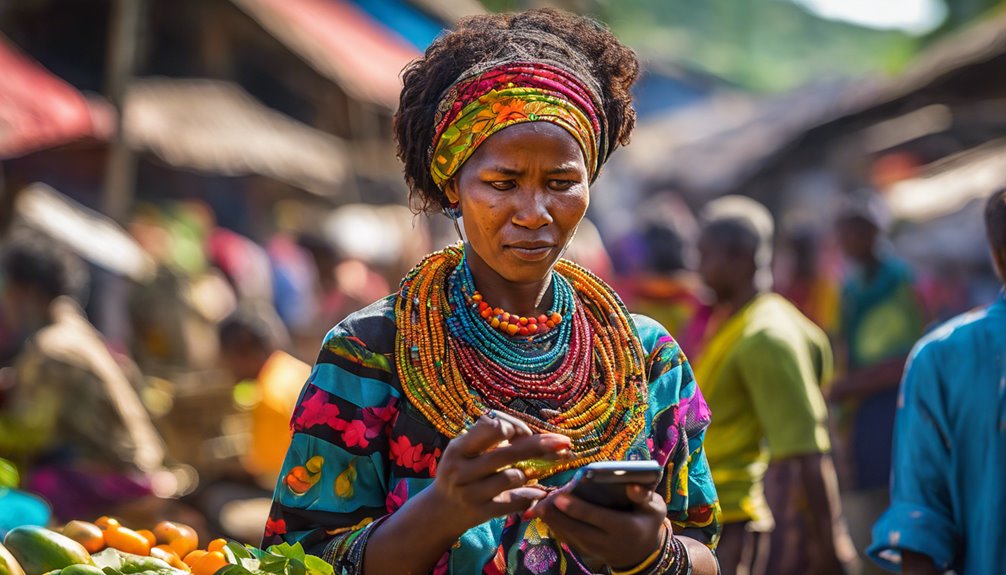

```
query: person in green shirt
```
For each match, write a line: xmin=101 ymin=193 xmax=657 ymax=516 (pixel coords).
xmin=689 ymin=196 xmax=857 ymax=575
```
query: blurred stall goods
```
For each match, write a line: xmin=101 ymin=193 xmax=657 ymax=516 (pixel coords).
xmin=0 ymin=517 xmax=333 ymax=575
xmin=0 ymin=232 xmax=172 ymax=521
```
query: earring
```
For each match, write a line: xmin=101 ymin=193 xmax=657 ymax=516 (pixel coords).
xmin=444 ymin=201 xmax=465 ymax=242
xmin=443 ymin=201 xmax=462 ymax=220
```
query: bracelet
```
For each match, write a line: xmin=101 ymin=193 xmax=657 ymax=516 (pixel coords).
xmin=323 ymin=516 xmax=388 ymax=575
xmin=611 ymin=519 xmax=673 ymax=575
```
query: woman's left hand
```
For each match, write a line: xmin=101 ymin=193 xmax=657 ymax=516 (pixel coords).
xmin=530 ymin=483 xmax=666 ymax=570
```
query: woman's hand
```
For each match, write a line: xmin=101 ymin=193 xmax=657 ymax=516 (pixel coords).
xmin=531 ymin=483 xmax=667 ymax=570
xmin=430 ymin=412 xmax=572 ymax=534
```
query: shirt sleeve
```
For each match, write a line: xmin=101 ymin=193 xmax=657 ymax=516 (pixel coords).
xmin=637 ymin=316 xmax=721 ymax=548
xmin=867 ymin=343 xmax=960 ymax=571
xmin=741 ymin=331 xmax=832 ymax=459
xmin=263 ymin=328 xmax=401 ymax=573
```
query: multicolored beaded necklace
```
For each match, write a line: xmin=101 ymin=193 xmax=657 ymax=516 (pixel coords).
xmin=395 ymin=244 xmax=649 ymax=479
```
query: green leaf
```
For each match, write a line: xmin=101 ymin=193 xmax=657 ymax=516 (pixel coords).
xmin=264 ymin=543 xmax=307 ymax=562
xmin=0 ymin=458 xmax=18 ymax=489
xmin=302 ymin=556 xmax=334 ymax=575
xmin=91 ymin=549 xmax=124 ymax=570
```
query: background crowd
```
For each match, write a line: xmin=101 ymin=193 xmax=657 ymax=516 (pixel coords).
xmin=2 ymin=0 xmax=1006 ymax=573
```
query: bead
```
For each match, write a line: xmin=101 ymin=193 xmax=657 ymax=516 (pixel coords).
xmin=528 ymin=323 xmax=539 ymax=334
xmin=519 ymin=317 xmax=529 ymax=326
xmin=493 ymin=307 xmax=504 ymax=315
xmin=506 ymin=323 xmax=520 ymax=336
xmin=519 ymin=327 xmax=529 ymax=336
xmin=394 ymin=244 xmax=648 ymax=481
xmin=528 ymin=316 xmax=537 ymax=324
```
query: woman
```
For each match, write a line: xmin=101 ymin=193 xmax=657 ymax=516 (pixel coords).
xmin=264 ymin=9 xmax=720 ymax=574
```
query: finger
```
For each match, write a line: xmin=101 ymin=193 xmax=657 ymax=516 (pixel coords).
xmin=452 ymin=413 xmax=530 ymax=458
xmin=485 ymin=486 xmax=549 ymax=517
xmin=535 ymin=497 xmax=606 ymax=548
xmin=456 ymin=434 xmax=571 ymax=482
xmin=461 ymin=467 xmax=531 ymax=502
xmin=626 ymin=483 xmax=655 ymax=504
xmin=550 ymin=491 xmax=663 ymax=530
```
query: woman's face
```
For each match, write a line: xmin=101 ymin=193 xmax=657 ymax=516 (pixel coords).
xmin=446 ymin=122 xmax=589 ymax=284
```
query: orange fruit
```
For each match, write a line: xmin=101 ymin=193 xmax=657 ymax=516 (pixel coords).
xmin=206 ymin=538 xmax=227 ymax=553
xmin=154 ymin=521 xmax=200 ymax=558
xmin=137 ymin=529 xmax=157 ymax=547
xmin=190 ymin=551 xmax=228 ymax=575
xmin=151 ymin=545 xmax=190 ymax=570
xmin=94 ymin=516 xmax=119 ymax=529
xmin=183 ymin=550 xmax=207 ymax=567
xmin=104 ymin=525 xmax=152 ymax=555
xmin=63 ymin=520 xmax=105 ymax=553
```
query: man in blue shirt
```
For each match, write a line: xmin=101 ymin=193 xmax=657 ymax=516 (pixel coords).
xmin=868 ymin=187 xmax=1006 ymax=574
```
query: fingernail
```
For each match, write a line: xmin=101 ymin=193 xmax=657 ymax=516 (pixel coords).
xmin=541 ymin=434 xmax=572 ymax=451
xmin=486 ymin=410 xmax=497 ymax=419
xmin=555 ymin=448 xmax=573 ymax=460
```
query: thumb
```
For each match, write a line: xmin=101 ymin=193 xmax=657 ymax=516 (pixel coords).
xmin=626 ymin=483 xmax=654 ymax=504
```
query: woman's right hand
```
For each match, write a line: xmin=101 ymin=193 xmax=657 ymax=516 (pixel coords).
xmin=429 ymin=411 xmax=571 ymax=533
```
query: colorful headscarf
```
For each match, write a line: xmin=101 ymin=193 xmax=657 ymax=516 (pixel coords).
xmin=429 ymin=61 xmax=607 ymax=190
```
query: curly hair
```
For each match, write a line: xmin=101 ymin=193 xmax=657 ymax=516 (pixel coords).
xmin=394 ymin=8 xmax=639 ymax=214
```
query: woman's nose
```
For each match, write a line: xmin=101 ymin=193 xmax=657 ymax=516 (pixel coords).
xmin=512 ymin=190 xmax=553 ymax=229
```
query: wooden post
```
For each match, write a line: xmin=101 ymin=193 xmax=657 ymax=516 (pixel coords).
xmin=99 ymin=0 xmax=147 ymax=343
xmin=102 ymin=0 xmax=146 ymax=223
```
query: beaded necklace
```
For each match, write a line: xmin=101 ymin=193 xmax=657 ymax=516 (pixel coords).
xmin=395 ymin=244 xmax=649 ymax=479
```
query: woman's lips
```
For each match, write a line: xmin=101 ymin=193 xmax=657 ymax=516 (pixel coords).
xmin=506 ymin=245 xmax=554 ymax=261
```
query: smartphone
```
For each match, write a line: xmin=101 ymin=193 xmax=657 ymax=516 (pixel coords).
xmin=568 ymin=460 xmax=663 ymax=512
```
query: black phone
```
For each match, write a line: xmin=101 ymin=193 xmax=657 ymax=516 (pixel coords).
xmin=567 ymin=460 xmax=663 ymax=512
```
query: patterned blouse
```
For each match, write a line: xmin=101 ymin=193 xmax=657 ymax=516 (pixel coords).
xmin=263 ymin=295 xmax=719 ymax=574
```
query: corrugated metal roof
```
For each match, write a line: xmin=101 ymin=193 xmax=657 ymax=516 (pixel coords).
xmin=124 ymin=78 xmax=350 ymax=195
xmin=0 ymin=35 xmax=113 ymax=159
xmin=231 ymin=0 xmax=420 ymax=109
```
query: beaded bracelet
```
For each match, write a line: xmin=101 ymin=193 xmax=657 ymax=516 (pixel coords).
xmin=322 ymin=516 xmax=389 ymax=575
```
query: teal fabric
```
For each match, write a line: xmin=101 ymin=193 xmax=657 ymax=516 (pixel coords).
xmin=868 ymin=293 xmax=1006 ymax=574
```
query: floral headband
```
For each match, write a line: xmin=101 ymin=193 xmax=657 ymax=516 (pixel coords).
xmin=428 ymin=61 xmax=608 ymax=190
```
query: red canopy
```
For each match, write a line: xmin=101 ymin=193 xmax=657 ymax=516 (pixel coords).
xmin=0 ymin=36 xmax=111 ymax=159
xmin=232 ymin=0 xmax=420 ymax=109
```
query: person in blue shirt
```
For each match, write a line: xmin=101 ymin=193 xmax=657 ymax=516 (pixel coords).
xmin=868 ymin=187 xmax=1006 ymax=574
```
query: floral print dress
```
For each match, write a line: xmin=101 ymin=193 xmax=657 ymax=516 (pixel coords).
xmin=263 ymin=295 xmax=719 ymax=574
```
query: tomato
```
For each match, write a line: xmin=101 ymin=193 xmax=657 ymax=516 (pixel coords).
xmin=189 ymin=551 xmax=227 ymax=575
xmin=62 ymin=520 xmax=105 ymax=553
xmin=154 ymin=521 xmax=199 ymax=559
xmin=103 ymin=525 xmax=151 ymax=555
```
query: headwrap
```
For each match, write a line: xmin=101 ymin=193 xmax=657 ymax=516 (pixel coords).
xmin=429 ymin=60 xmax=608 ymax=190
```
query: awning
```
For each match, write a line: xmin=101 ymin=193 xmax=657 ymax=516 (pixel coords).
xmin=124 ymin=78 xmax=350 ymax=195
xmin=231 ymin=0 xmax=420 ymax=110
xmin=14 ymin=183 xmax=155 ymax=282
xmin=888 ymin=138 xmax=1006 ymax=222
xmin=0 ymin=35 xmax=113 ymax=159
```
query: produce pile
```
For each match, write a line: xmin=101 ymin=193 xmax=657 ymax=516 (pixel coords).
xmin=0 ymin=520 xmax=332 ymax=575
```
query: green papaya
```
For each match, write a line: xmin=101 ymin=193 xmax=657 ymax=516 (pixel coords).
xmin=0 ymin=543 xmax=25 ymax=575
xmin=60 ymin=566 xmax=104 ymax=575
xmin=3 ymin=526 xmax=92 ymax=575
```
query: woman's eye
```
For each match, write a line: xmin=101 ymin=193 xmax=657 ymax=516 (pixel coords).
xmin=489 ymin=181 xmax=516 ymax=190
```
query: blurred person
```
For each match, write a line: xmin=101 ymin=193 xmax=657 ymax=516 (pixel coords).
xmin=867 ymin=188 xmax=1006 ymax=575
xmin=829 ymin=195 xmax=926 ymax=573
xmin=778 ymin=226 xmax=842 ymax=334
xmin=690 ymin=196 xmax=856 ymax=575
xmin=263 ymin=10 xmax=721 ymax=574
xmin=217 ymin=304 xmax=307 ymax=488
xmin=199 ymin=304 xmax=309 ymax=542
xmin=626 ymin=220 xmax=703 ymax=339
xmin=0 ymin=231 xmax=168 ymax=520
xmin=293 ymin=233 xmax=389 ymax=360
